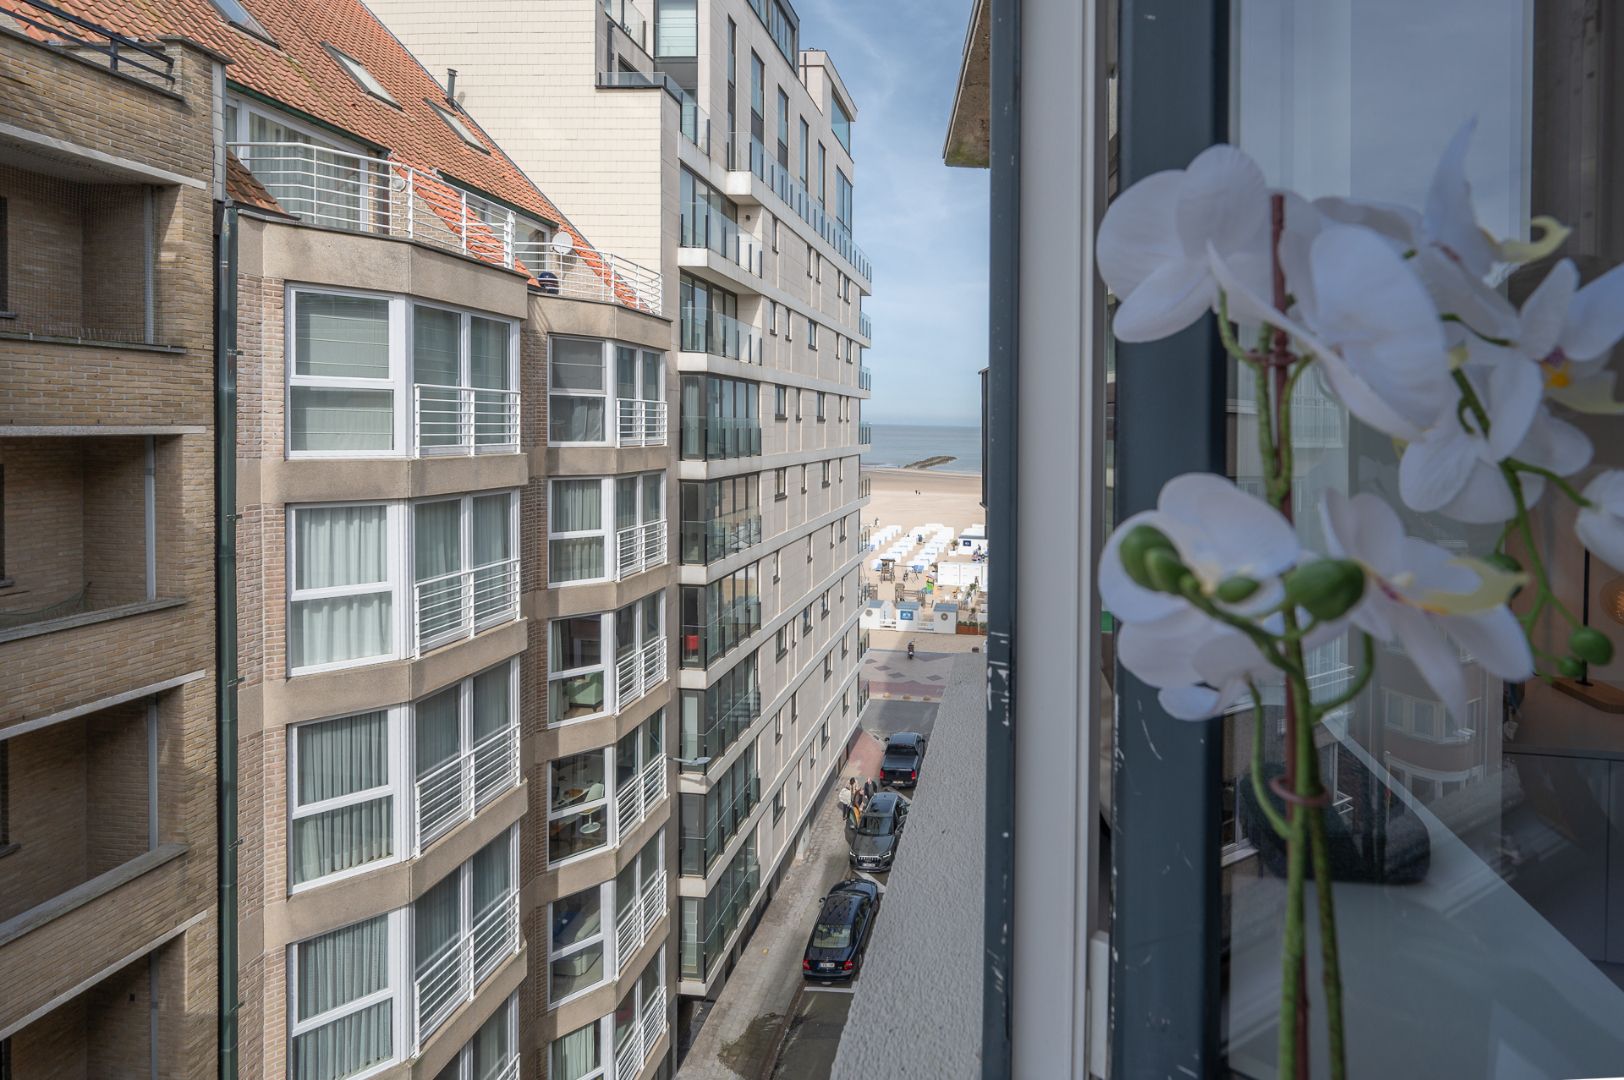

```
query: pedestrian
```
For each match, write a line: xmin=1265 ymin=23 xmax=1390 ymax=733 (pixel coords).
xmin=838 ymin=778 xmax=854 ymax=824
xmin=852 ymin=784 xmax=866 ymax=827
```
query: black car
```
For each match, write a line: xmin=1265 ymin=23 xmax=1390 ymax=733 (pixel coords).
xmin=849 ymin=790 xmax=909 ymax=871
xmin=879 ymin=731 xmax=928 ymax=788
xmin=802 ymin=878 xmax=880 ymax=981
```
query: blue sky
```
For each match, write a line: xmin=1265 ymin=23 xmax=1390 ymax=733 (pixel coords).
xmin=797 ymin=0 xmax=988 ymax=427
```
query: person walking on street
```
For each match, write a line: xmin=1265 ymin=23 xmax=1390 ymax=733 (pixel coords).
xmin=853 ymin=783 xmax=867 ymax=828
xmin=838 ymin=778 xmax=854 ymax=825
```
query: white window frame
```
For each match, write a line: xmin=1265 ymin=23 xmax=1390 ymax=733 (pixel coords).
xmin=413 ymin=827 xmax=520 ymax=1044
xmin=548 ymin=748 xmax=613 ymax=868
xmin=408 ymin=299 xmax=521 ymax=456
xmin=411 ymin=658 xmax=523 ymax=854
xmin=410 ymin=490 xmax=521 ymax=649
xmin=808 ymin=320 xmax=819 ymax=351
xmin=550 ymin=1016 xmax=613 ymax=1080
xmin=287 ymin=501 xmax=406 ymax=676
xmin=548 ymin=880 xmax=614 ymax=1008
xmin=437 ymin=994 xmax=519 ymax=1080
xmin=287 ymin=706 xmax=410 ymax=893
xmin=286 ymin=910 xmax=409 ymax=1080
xmin=549 ymin=613 xmax=613 ymax=727
xmin=549 ymin=477 xmax=614 ymax=586
xmin=549 ymin=337 xmax=666 ymax=447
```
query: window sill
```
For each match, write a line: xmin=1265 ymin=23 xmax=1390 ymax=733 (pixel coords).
xmin=0 ymin=843 xmax=187 ymax=948
xmin=0 ymin=596 xmax=186 ymax=646
xmin=0 ymin=330 xmax=184 ymax=354
xmin=775 ymin=493 xmax=787 ymax=502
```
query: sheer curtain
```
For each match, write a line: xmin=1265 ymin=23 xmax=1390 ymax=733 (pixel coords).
xmin=413 ymin=306 xmax=460 ymax=387
xmin=415 ymin=871 xmax=463 ymax=976
xmin=472 ymin=663 xmax=513 ymax=805
xmin=292 ymin=294 xmax=393 ymax=453
xmin=550 ymin=339 xmax=606 ymax=442
xmin=293 ymin=712 xmax=393 ymax=884
xmin=472 ymin=317 xmax=511 ymax=450
xmin=288 ymin=387 xmax=393 ymax=453
xmin=291 ymin=506 xmax=392 ymax=669
xmin=549 ymin=1022 xmax=600 ymax=1080
xmin=550 ymin=480 xmax=604 ymax=583
xmin=293 ymin=916 xmax=393 ymax=1080
xmin=470 ymin=997 xmax=514 ymax=1080
xmin=415 ymin=501 xmax=462 ymax=583
xmin=473 ymin=831 xmax=513 ymax=918
xmin=617 ymin=478 xmax=638 ymax=535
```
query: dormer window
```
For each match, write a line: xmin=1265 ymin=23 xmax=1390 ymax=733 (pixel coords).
xmin=431 ymin=102 xmax=488 ymax=152
xmin=324 ymin=45 xmax=399 ymax=107
xmin=207 ymin=0 xmax=273 ymax=43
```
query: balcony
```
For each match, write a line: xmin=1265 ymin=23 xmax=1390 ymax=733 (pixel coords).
xmin=614 ymin=870 xmax=669 ymax=970
xmin=616 ymin=398 xmax=669 ymax=448
xmin=858 ymin=423 xmax=873 ymax=446
xmin=680 ymin=93 xmax=712 ymax=154
xmin=858 ymin=367 xmax=873 ymax=391
xmin=615 ymin=757 xmax=669 ymax=842
xmin=415 ymin=889 xmax=521 ymax=1042
xmin=731 ymin=133 xmax=873 ymax=281
xmin=602 ymin=0 xmax=649 ymax=50
xmin=680 ymin=598 xmax=762 ymax=668
xmin=612 ymin=985 xmax=668 ymax=1080
xmin=413 ymin=384 xmax=520 ymax=455
xmin=415 ymin=723 xmax=521 ymax=850
xmin=617 ymin=520 xmax=669 ymax=579
xmin=859 ymin=312 xmax=873 ymax=340
xmin=680 ymin=304 xmax=764 ymax=364
xmin=680 ymin=508 xmax=763 ymax=565
xmin=680 ymin=778 xmax=761 ymax=876
xmin=681 ymin=690 xmax=761 ymax=767
xmin=859 ymin=476 xmax=872 ymax=500
xmin=229 ymin=142 xmax=661 ymax=315
xmin=680 ymin=210 xmax=763 ymax=277
xmin=413 ymin=557 xmax=521 ymax=653
xmin=614 ymin=638 xmax=669 ymax=712
xmin=679 ymin=416 xmax=762 ymax=461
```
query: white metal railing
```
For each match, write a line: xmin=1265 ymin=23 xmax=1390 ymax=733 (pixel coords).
xmin=613 ymin=986 xmax=668 ymax=1080
xmin=416 ymin=724 xmax=521 ymax=849
xmin=617 ymin=520 xmax=668 ymax=578
xmin=230 ymin=141 xmax=661 ymax=314
xmin=414 ymin=558 xmax=520 ymax=653
xmin=614 ymin=869 xmax=669 ymax=970
xmin=616 ymin=398 xmax=668 ymax=447
xmin=614 ymin=756 xmax=669 ymax=843
xmin=414 ymin=384 xmax=519 ymax=455
xmin=488 ymin=1059 xmax=520 ymax=1080
xmin=615 ymin=638 xmax=668 ymax=710
xmin=415 ymin=891 xmax=521 ymax=1043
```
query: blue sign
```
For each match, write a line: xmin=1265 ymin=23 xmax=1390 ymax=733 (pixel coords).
xmin=899 ymin=609 xmax=915 ymax=621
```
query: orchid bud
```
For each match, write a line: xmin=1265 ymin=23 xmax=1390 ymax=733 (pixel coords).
xmin=1284 ymin=560 xmax=1366 ymax=621
xmin=1216 ymin=576 xmax=1261 ymax=604
xmin=1570 ymin=628 xmax=1614 ymax=667
xmin=1144 ymin=547 xmax=1189 ymax=595
xmin=1119 ymin=525 xmax=1178 ymax=591
xmin=1559 ymin=657 xmax=1586 ymax=680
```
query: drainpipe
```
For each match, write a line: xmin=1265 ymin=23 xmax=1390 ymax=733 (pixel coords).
xmin=214 ymin=201 xmax=240 ymax=1080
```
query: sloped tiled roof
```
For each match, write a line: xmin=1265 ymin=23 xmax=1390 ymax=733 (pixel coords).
xmin=27 ymin=0 xmax=587 ymax=247
xmin=225 ymin=149 xmax=291 ymax=216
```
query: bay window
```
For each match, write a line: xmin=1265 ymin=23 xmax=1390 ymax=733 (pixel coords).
xmin=549 ymin=749 xmax=610 ymax=863
xmin=290 ymin=912 xmax=404 ymax=1080
xmin=614 ymin=592 xmax=667 ymax=710
xmin=550 ymin=473 xmax=666 ymax=584
xmin=614 ymin=711 xmax=668 ymax=836
xmin=680 ymin=475 xmax=762 ymax=564
xmin=413 ymin=661 xmax=520 ymax=850
xmin=548 ymin=882 xmax=609 ymax=1005
xmin=549 ymin=616 xmax=607 ymax=724
xmin=413 ymin=828 xmax=520 ymax=1042
xmin=614 ymin=832 xmax=667 ymax=968
xmin=550 ymin=337 xmax=666 ymax=446
xmin=411 ymin=492 xmax=519 ymax=652
xmin=290 ymin=709 xmax=402 ymax=887
xmin=431 ymin=994 xmax=517 ymax=1080
xmin=287 ymin=289 xmax=518 ymax=457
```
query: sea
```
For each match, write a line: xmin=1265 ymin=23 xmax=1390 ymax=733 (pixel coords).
xmin=864 ymin=423 xmax=983 ymax=475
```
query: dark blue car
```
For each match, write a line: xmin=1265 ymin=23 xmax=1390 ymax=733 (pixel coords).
xmin=802 ymin=878 xmax=881 ymax=981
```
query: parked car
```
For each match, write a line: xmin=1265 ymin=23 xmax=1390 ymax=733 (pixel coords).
xmin=849 ymin=790 xmax=910 ymax=871
xmin=880 ymin=731 xmax=928 ymax=787
xmin=802 ymin=878 xmax=881 ymax=981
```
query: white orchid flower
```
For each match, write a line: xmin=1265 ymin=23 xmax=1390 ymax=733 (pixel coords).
xmin=1474 ymin=259 xmax=1624 ymax=415
xmin=1097 ymin=145 xmax=1270 ymax=343
xmin=1397 ymin=362 xmax=1543 ymax=523
xmin=1118 ymin=609 xmax=1266 ymax=720
xmin=1577 ymin=472 xmax=1624 ymax=573
xmin=1321 ymin=491 xmax=1532 ymax=720
xmin=1211 ymin=223 xmax=1456 ymax=440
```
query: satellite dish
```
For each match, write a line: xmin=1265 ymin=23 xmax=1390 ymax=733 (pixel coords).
xmin=550 ymin=232 xmax=575 ymax=257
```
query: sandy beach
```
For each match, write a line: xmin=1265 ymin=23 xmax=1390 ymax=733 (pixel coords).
xmin=859 ymin=466 xmax=989 ymax=638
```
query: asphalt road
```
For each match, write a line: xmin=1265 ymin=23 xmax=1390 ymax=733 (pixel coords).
xmin=863 ymin=697 xmax=938 ymax=740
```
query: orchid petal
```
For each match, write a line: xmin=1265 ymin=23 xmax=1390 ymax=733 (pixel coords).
xmin=1399 ymin=426 xmax=1480 ymax=513
xmin=1437 ymin=458 xmax=1521 ymax=524
xmin=1547 ymin=371 xmax=1624 ymax=415
xmin=1417 ymin=556 xmax=1528 ymax=615
xmin=1499 ymin=216 xmax=1572 ymax=265
xmin=1112 ymin=258 xmax=1214 ymax=343
xmin=1097 ymin=170 xmax=1186 ymax=299
xmin=1320 ymin=490 xmax=1406 ymax=573
xmin=1577 ymin=472 xmax=1624 ymax=572
xmin=1160 ymin=685 xmax=1223 ymax=721
xmin=1423 ymin=118 xmax=1500 ymax=277
xmin=1412 ymin=246 xmax=1519 ymax=341
xmin=1312 ymin=195 xmax=1420 ymax=251
xmin=1100 ymin=510 xmax=1187 ymax=623
xmin=1561 ymin=260 xmax=1624 ymax=361
xmin=1517 ymin=412 xmax=1593 ymax=478
xmin=1175 ymin=145 xmax=1270 ymax=260
xmin=1485 ymin=359 xmax=1544 ymax=461
xmin=1389 ymin=603 xmax=1469 ymax=722
xmin=1158 ymin=473 xmax=1298 ymax=581
xmin=1118 ymin=611 xmax=1208 ymax=689
xmin=1517 ymin=259 xmax=1578 ymax=361
xmin=1445 ymin=607 xmax=1534 ymax=682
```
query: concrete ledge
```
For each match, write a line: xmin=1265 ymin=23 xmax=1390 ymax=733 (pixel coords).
xmin=0 ymin=843 xmax=187 ymax=948
xmin=0 ymin=596 xmax=186 ymax=646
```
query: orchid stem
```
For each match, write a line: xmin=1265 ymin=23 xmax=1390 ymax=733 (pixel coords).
xmin=1247 ymin=681 xmax=1290 ymax=840
xmin=1507 ymin=458 xmax=1593 ymax=508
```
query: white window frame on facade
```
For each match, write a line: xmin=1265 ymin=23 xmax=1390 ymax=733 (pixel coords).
xmin=284 ymin=287 xmax=520 ymax=460
xmin=547 ymin=747 xmax=613 ymax=868
xmin=548 ymin=473 xmax=667 ymax=586
xmin=434 ymin=993 xmax=518 ymax=1080
xmin=547 ymin=880 xmax=614 ymax=1008
xmin=808 ymin=319 xmax=819 ymax=351
xmin=287 ymin=501 xmax=407 ymax=676
xmin=549 ymin=614 xmax=612 ymax=727
xmin=287 ymin=910 xmax=409 ymax=1080
xmin=549 ymin=336 xmax=667 ymax=448
xmin=288 ymin=707 xmax=410 ymax=892
xmin=411 ymin=491 xmax=522 ymax=653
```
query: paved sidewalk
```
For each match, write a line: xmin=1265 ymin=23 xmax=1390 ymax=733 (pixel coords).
xmin=678 ymin=730 xmax=886 ymax=1080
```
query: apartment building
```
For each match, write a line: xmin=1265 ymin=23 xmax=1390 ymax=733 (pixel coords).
xmin=0 ymin=14 xmax=222 ymax=1079
xmin=365 ymin=0 xmax=875 ymax=1051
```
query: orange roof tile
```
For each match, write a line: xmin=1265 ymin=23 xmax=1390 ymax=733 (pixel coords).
xmin=224 ymin=149 xmax=291 ymax=215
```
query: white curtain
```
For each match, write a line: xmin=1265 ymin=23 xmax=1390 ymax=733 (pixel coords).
xmin=415 ymin=871 xmax=463 ymax=976
xmin=293 ymin=917 xmax=393 ymax=1080
xmin=472 ymin=665 xmax=512 ymax=803
xmin=413 ymin=305 xmax=461 ymax=387
xmin=414 ymin=502 xmax=462 ymax=583
xmin=292 ymin=711 xmax=393 ymax=884
xmin=550 ymin=481 xmax=604 ymax=582
xmin=470 ymin=318 xmax=510 ymax=390
xmin=472 ymin=494 xmax=510 ymax=568
xmin=291 ymin=506 xmax=391 ymax=669
xmin=289 ymin=387 xmax=394 ymax=453
xmin=549 ymin=1022 xmax=600 ymax=1080
xmin=415 ymin=687 xmax=462 ymax=782
xmin=473 ymin=830 xmax=513 ymax=917
xmin=470 ymin=997 xmax=514 ymax=1080
xmin=655 ymin=0 xmax=697 ymax=56
xmin=295 ymin=297 xmax=389 ymax=380
xmin=549 ymin=395 xmax=606 ymax=444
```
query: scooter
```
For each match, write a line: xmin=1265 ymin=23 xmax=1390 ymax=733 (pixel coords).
xmin=907 ymin=640 xmax=916 ymax=660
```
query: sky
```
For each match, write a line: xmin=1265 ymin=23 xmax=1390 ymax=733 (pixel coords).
xmin=796 ymin=0 xmax=988 ymax=427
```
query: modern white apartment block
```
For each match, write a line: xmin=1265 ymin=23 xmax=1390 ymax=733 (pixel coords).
xmin=368 ymin=0 xmax=876 ymax=1054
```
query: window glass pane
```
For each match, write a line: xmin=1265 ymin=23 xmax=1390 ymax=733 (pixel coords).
xmin=472 ymin=830 xmax=512 ymax=915
xmin=552 ymin=480 xmax=603 ymax=533
xmin=472 ymin=493 xmax=511 ymax=566
xmin=550 ymin=396 xmax=606 ymax=443
xmin=295 ymin=506 xmax=388 ymax=590
xmin=289 ymin=387 xmax=394 ymax=453
xmin=471 ymin=664 xmax=511 ymax=743
xmin=296 ymin=711 xmax=389 ymax=803
xmin=550 ymin=617 xmax=603 ymax=670
xmin=550 ymin=1023 xmax=601 ymax=1080
xmin=552 ymin=886 xmax=602 ymax=952
xmin=549 ymin=808 xmax=608 ymax=862
xmin=290 ymin=594 xmax=392 ymax=669
xmin=617 ymin=477 xmax=638 ymax=533
xmin=470 ymin=318 xmax=511 ymax=390
xmin=642 ymin=351 xmax=663 ymax=401
xmin=551 ymin=751 xmax=606 ymax=812
xmin=412 ymin=306 xmax=461 ymax=387
xmin=414 ymin=501 xmax=462 ymax=581
xmin=296 ymin=915 xmax=390 ymax=1019
xmin=414 ymin=687 xmax=461 ymax=782
xmin=655 ymin=0 xmax=697 ymax=56
xmin=414 ymin=871 xmax=463 ymax=972
xmin=292 ymin=798 xmax=392 ymax=886
xmin=295 ymin=294 xmax=390 ymax=379
xmin=551 ymin=338 xmax=606 ymax=391
xmin=551 ymin=672 xmax=605 ymax=722
xmin=616 ymin=345 xmax=638 ymax=400
xmin=470 ymin=998 xmax=513 ymax=1079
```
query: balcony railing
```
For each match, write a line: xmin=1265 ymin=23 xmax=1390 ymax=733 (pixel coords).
xmin=414 ymin=557 xmax=520 ymax=653
xmin=413 ymin=384 xmax=519 ymax=455
xmin=602 ymin=0 xmax=648 ymax=49
xmin=416 ymin=724 xmax=521 ymax=850
xmin=5 ymin=0 xmax=175 ymax=85
xmin=680 ymin=416 xmax=763 ymax=461
xmin=680 ymin=304 xmax=764 ymax=364
xmin=680 ymin=598 xmax=762 ymax=668
xmin=615 ymin=638 xmax=669 ymax=711
xmin=230 ymin=141 xmax=661 ymax=314
xmin=615 ymin=757 xmax=669 ymax=842
xmin=859 ymin=476 xmax=872 ymax=500
xmin=681 ymin=690 xmax=761 ymax=766
xmin=858 ymin=367 xmax=872 ymax=391
xmin=680 ymin=210 xmax=762 ymax=276
xmin=613 ymin=986 xmax=668 ymax=1080
xmin=617 ymin=520 xmax=668 ymax=579
xmin=684 ymin=848 xmax=760 ymax=980
xmin=859 ymin=311 xmax=873 ymax=339
xmin=614 ymin=869 xmax=669 ymax=970
xmin=680 ymin=778 xmax=761 ymax=876
xmin=616 ymin=398 xmax=668 ymax=447
xmin=680 ymin=93 xmax=712 ymax=154
xmin=680 ymin=508 xmax=763 ymax=564
xmin=415 ymin=890 xmax=521 ymax=1042
xmin=858 ymin=423 xmax=873 ymax=446
xmin=733 ymin=133 xmax=872 ymax=281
